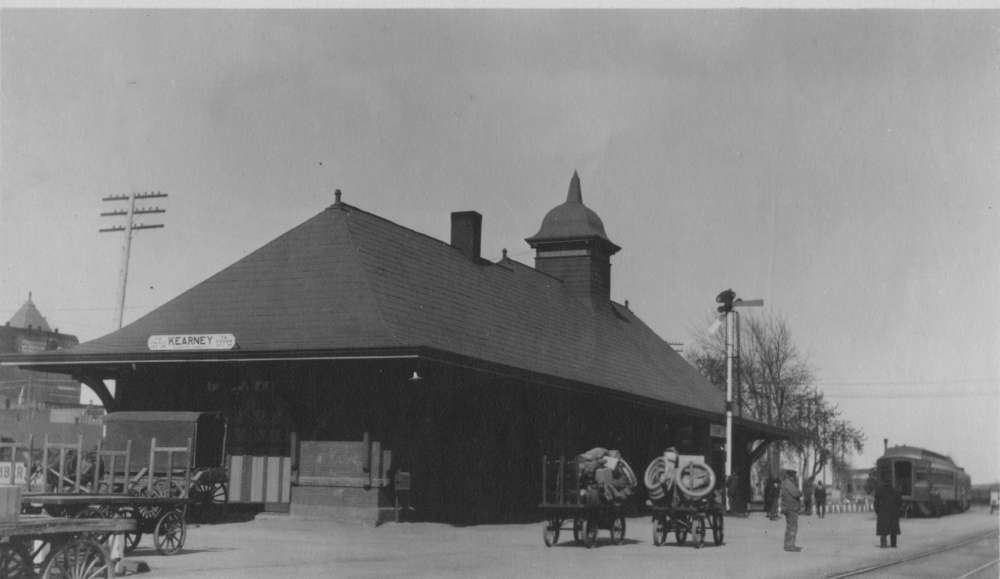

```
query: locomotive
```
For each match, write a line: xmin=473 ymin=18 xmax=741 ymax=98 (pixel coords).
xmin=874 ymin=445 xmax=971 ymax=517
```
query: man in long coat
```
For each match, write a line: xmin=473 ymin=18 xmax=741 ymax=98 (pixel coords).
xmin=874 ymin=480 xmax=903 ymax=548
xmin=780 ymin=470 xmax=803 ymax=552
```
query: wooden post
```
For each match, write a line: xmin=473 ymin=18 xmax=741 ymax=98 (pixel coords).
xmin=73 ymin=435 xmax=83 ymax=493
xmin=183 ymin=437 xmax=192 ymax=499
xmin=148 ymin=437 xmax=156 ymax=495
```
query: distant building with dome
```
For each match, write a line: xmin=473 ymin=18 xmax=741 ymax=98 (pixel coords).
xmin=3 ymin=174 xmax=789 ymax=523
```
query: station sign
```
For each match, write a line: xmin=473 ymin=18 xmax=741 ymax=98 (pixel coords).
xmin=147 ymin=333 xmax=237 ymax=351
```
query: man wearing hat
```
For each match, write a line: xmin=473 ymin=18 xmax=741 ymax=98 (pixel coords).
xmin=780 ymin=470 xmax=803 ymax=552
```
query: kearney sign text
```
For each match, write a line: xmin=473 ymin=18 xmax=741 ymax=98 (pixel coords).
xmin=148 ymin=333 xmax=237 ymax=351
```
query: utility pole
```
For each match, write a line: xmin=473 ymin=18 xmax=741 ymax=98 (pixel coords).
xmin=716 ymin=289 xmax=763 ymax=513
xmin=99 ymin=192 xmax=167 ymax=329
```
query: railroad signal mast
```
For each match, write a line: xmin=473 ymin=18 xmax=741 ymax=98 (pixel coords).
xmin=715 ymin=289 xmax=763 ymax=511
xmin=100 ymin=192 xmax=167 ymax=329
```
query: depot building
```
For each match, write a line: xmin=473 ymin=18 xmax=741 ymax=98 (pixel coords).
xmin=2 ymin=174 xmax=788 ymax=524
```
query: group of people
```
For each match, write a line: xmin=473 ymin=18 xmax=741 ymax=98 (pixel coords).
xmin=765 ymin=470 xmax=902 ymax=553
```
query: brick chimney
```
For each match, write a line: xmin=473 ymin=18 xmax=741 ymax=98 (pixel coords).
xmin=450 ymin=211 xmax=482 ymax=261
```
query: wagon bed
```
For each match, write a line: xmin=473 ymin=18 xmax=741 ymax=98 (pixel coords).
xmin=22 ymin=493 xmax=194 ymax=556
xmin=539 ymin=454 xmax=634 ymax=548
xmin=1 ymin=515 xmax=137 ymax=579
xmin=648 ymin=501 xmax=724 ymax=548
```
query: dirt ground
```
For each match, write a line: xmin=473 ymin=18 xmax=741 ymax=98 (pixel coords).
xmin=136 ymin=506 xmax=999 ymax=578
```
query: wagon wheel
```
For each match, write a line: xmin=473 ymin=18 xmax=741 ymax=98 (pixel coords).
xmin=133 ymin=486 xmax=164 ymax=521
xmin=610 ymin=516 xmax=626 ymax=545
xmin=134 ymin=479 xmax=182 ymax=521
xmin=652 ymin=515 xmax=667 ymax=546
xmin=675 ymin=514 xmax=688 ymax=545
xmin=113 ymin=506 xmax=142 ymax=554
xmin=712 ymin=511 xmax=725 ymax=545
xmin=190 ymin=480 xmax=228 ymax=506
xmin=572 ymin=518 xmax=585 ymax=545
xmin=73 ymin=505 xmax=113 ymax=544
xmin=0 ymin=542 xmax=34 ymax=579
xmin=153 ymin=509 xmax=187 ymax=556
xmin=41 ymin=537 xmax=113 ymax=579
xmin=583 ymin=517 xmax=598 ymax=549
xmin=542 ymin=518 xmax=560 ymax=547
xmin=692 ymin=515 xmax=706 ymax=549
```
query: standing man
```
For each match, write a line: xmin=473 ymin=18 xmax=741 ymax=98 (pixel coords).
xmin=874 ymin=480 xmax=902 ymax=548
xmin=780 ymin=470 xmax=803 ymax=552
xmin=814 ymin=482 xmax=827 ymax=519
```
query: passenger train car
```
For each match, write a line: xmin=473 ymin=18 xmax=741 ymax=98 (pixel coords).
xmin=875 ymin=445 xmax=971 ymax=516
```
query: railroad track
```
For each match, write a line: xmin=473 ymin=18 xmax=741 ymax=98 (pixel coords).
xmin=826 ymin=528 xmax=1000 ymax=578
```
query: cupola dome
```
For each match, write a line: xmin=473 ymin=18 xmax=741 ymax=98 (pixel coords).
xmin=525 ymin=171 xmax=619 ymax=252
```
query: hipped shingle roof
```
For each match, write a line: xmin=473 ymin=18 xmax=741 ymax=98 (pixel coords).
xmin=4 ymin=202 xmax=725 ymax=416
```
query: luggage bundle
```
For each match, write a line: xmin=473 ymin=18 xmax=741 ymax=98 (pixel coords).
xmin=575 ymin=447 xmax=638 ymax=506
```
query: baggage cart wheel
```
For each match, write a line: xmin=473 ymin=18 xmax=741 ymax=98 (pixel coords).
xmin=675 ymin=531 xmax=688 ymax=545
xmin=74 ymin=504 xmax=114 ymax=545
xmin=41 ymin=537 xmax=113 ymax=579
xmin=652 ymin=515 xmax=667 ymax=546
xmin=693 ymin=515 xmax=706 ymax=549
xmin=583 ymin=517 xmax=598 ymax=549
xmin=153 ymin=509 xmax=187 ymax=556
xmin=191 ymin=480 xmax=228 ymax=507
xmin=610 ymin=516 xmax=626 ymax=545
xmin=712 ymin=511 xmax=724 ymax=545
xmin=675 ymin=515 xmax=688 ymax=545
xmin=114 ymin=506 xmax=143 ymax=553
xmin=542 ymin=518 xmax=560 ymax=547
xmin=1 ymin=542 xmax=34 ymax=578
xmin=572 ymin=518 xmax=585 ymax=545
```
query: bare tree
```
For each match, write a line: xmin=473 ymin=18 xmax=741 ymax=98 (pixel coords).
xmin=688 ymin=312 xmax=865 ymax=487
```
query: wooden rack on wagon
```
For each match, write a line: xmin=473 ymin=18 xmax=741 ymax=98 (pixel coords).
xmin=19 ymin=433 xmax=196 ymax=556
xmin=97 ymin=411 xmax=229 ymax=509
xmin=5 ymin=412 xmax=231 ymax=557
xmin=539 ymin=450 xmax=637 ymax=549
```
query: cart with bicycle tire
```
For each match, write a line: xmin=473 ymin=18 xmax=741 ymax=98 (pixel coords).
xmin=643 ymin=449 xmax=724 ymax=549
xmin=0 ymin=513 xmax=137 ymax=579
xmin=539 ymin=453 xmax=636 ymax=548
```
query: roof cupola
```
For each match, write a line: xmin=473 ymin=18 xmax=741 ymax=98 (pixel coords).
xmin=525 ymin=172 xmax=621 ymax=307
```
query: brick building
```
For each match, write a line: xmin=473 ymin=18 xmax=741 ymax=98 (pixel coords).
xmin=2 ymin=174 xmax=787 ymax=523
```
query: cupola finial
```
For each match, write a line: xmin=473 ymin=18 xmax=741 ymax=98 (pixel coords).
xmin=567 ymin=171 xmax=582 ymax=204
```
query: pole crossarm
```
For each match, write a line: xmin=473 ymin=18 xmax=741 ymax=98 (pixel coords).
xmin=99 ymin=191 xmax=168 ymax=329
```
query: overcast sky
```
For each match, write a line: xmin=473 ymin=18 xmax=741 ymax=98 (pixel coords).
xmin=1 ymin=8 xmax=997 ymax=483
